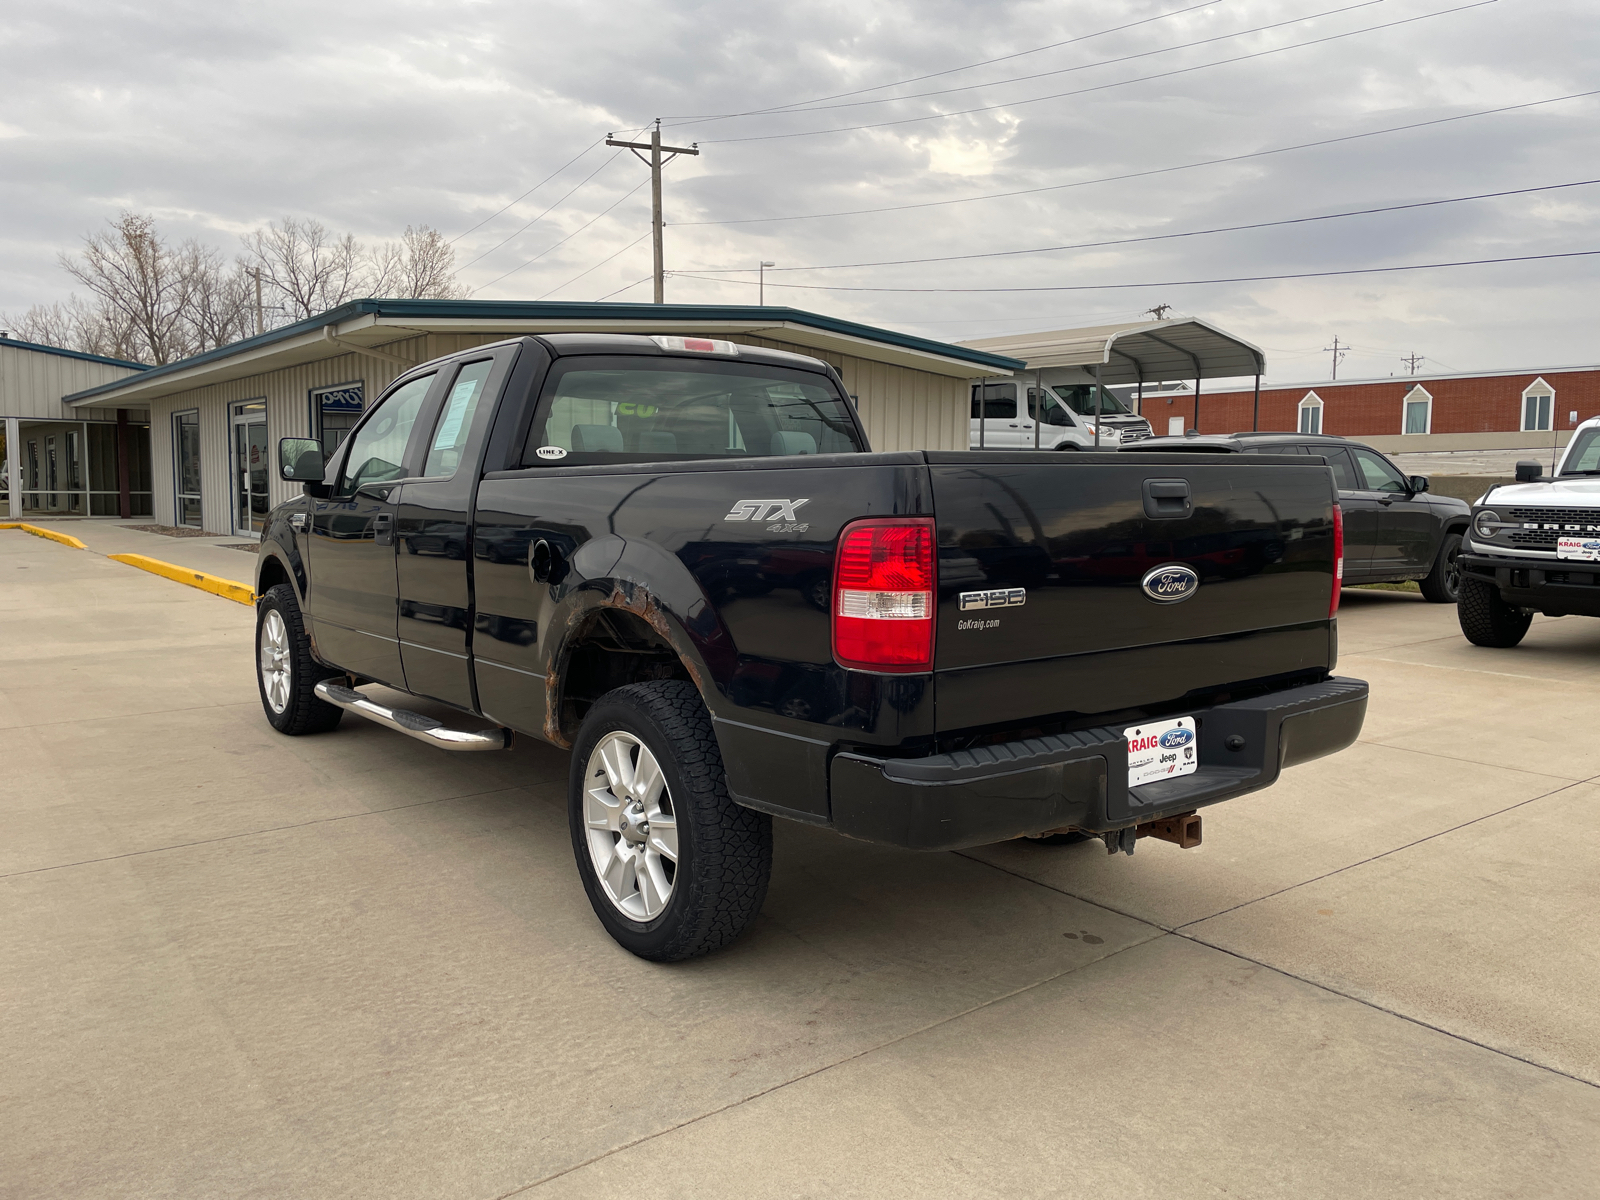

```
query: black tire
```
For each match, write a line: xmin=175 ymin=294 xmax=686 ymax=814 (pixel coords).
xmin=1055 ymin=443 xmax=1080 ymax=451
xmin=1419 ymin=532 xmax=1463 ymax=603
xmin=255 ymin=584 xmax=344 ymax=734
xmin=568 ymin=680 xmax=772 ymax=961
xmin=1457 ymin=576 xmax=1533 ymax=647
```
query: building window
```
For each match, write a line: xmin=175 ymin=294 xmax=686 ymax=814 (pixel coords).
xmin=1298 ymin=392 xmax=1323 ymax=435
xmin=311 ymin=382 xmax=365 ymax=456
xmin=174 ymin=410 xmax=202 ymax=528
xmin=1522 ymin=378 xmax=1554 ymax=431
xmin=1402 ymin=384 xmax=1432 ymax=434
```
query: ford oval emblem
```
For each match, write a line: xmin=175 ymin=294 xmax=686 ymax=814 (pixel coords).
xmin=1141 ymin=563 xmax=1200 ymax=604
xmin=1158 ymin=727 xmax=1195 ymax=749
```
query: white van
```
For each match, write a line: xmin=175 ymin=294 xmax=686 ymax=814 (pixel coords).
xmin=970 ymin=380 xmax=1122 ymax=450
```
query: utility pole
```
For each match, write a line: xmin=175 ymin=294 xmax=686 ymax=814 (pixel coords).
xmin=1145 ymin=303 xmax=1172 ymax=320
xmin=607 ymin=120 xmax=699 ymax=303
xmin=250 ymin=267 xmax=264 ymax=337
xmin=1402 ymin=351 xmax=1425 ymax=375
xmin=1324 ymin=335 xmax=1348 ymax=381
xmin=759 ymin=261 xmax=775 ymax=306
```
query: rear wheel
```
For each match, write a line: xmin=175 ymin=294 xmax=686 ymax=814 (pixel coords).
xmin=1457 ymin=576 xmax=1532 ymax=647
xmin=256 ymin=584 xmax=344 ymax=734
xmin=1419 ymin=532 xmax=1463 ymax=603
xmin=569 ymin=680 xmax=772 ymax=961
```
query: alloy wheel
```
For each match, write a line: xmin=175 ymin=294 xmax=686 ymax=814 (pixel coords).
xmin=259 ymin=609 xmax=292 ymax=714
xmin=582 ymin=731 xmax=679 ymax=920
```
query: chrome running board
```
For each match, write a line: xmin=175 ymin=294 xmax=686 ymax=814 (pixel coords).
xmin=314 ymin=682 xmax=512 ymax=752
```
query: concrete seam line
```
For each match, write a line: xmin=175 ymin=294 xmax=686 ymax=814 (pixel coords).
xmin=1174 ymin=930 xmax=1600 ymax=1092
xmin=0 ymin=522 xmax=88 ymax=549
xmin=106 ymin=552 xmax=255 ymax=605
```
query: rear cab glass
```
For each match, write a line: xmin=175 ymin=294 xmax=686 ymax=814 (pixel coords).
xmin=522 ymin=356 xmax=863 ymax=466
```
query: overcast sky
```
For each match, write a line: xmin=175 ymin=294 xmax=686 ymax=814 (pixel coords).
xmin=1 ymin=0 xmax=1595 ymax=383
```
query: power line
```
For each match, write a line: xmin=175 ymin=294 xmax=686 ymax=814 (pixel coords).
xmin=595 ymin=274 xmax=656 ymax=302
xmin=675 ymin=249 xmax=1600 ymax=294
xmin=671 ymin=178 xmax=1600 ymax=275
xmin=538 ymin=232 xmax=651 ymax=301
xmin=674 ymin=88 xmax=1600 ymax=226
xmin=455 ymin=150 xmax=627 ymax=274
xmin=446 ymin=137 xmax=605 ymax=245
xmin=700 ymin=0 xmax=1496 ymax=143
xmin=661 ymin=0 xmax=1224 ymax=125
xmin=685 ymin=0 xmax=1384 ymax=124
xmin=469 ymin=178 xmax=651 ymax=295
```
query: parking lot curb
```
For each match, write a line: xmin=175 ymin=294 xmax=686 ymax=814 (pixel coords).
xmin=0 ymin=522 xmax=89 ymax=550
xmin=107 ymin=553 xmax=256 ymax=606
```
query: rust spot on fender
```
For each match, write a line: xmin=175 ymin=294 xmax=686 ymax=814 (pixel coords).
xmin=541 ymin=580 xmax=703 ymax=748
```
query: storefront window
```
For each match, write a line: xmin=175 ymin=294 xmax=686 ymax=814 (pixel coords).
xmin=312 ymin=383 xmax=364 ymax=457
xmin=175 ymin=411 xmax=202 ymax=527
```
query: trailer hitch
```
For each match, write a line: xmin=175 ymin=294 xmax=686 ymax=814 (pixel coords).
xmin=1099 ymin=811 xmax=1203 ymax=855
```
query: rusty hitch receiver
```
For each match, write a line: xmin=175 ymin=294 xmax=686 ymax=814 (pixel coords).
xmin=1099 ymin=811 xmax=1202 ymax=856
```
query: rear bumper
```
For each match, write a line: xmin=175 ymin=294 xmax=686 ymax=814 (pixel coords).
xmin=1460 ymin=552 xmax=1600 ymax=617
xmin=829 ymin=677 xmax=1368 ymax=850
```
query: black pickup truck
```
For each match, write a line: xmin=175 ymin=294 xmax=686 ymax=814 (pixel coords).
xmin=255 ymin=333 xmax=1368 ymax=960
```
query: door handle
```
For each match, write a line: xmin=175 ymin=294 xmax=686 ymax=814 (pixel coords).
xmin=373 ymin=512 xmax=395 ymax=546
xmin=1378 ymin=497 xmax=1395 ymax=507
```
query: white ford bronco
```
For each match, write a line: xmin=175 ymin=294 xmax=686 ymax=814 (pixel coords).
xmin=1458 ymin=416 xmax=1600 ymax=646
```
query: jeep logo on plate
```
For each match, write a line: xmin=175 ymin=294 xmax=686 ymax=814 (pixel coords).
xmin=1141 ymin=563 xmax=1200 ymax=603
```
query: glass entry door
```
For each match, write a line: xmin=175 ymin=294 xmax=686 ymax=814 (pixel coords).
xmin=232 ymin=402 xmax=269 ymax=534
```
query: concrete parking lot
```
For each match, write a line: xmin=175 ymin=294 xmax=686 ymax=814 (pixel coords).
xmin=4 ymin=529 xmax=1598 ymax=1199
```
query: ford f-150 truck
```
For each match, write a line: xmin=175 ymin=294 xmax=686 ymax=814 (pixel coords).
xmin=1457 ymin=417 xmax=1600 ymax=646
xmin=255 ymin=332 xmax=1368 ymax=960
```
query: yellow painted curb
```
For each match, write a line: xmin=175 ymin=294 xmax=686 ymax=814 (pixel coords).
xmin=107 ymin=553 xmax=256 ymax=606
xmin=0 ymin=522 xmax=89 ymax=550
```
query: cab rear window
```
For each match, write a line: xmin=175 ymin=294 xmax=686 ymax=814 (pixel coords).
xmin=521 ymin=357 xmax=862 ymax=465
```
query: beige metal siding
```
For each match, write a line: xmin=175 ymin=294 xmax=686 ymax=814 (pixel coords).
xmin=0 ymin=343 xmax=145 ymax=421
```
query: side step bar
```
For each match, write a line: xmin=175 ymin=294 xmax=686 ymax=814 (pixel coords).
xmin=315 ymin=682 xmax=512 ymax=752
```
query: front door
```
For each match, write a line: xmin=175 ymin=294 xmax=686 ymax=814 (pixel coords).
xmin=232 ymin=402 xmax=269 ymax=534
xmin=1350 ymin=446 xmax=1432 ymax=573
xmin=305 ymin=371 xmax=439 ymax=686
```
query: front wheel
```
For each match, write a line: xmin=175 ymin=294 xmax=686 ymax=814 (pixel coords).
xmin=1457 ymin=577 xmax=1532 ymax=647
xmin=568 ymin=680 xmax=772 ymax=961
xmin=1419 ymin=532 xmax=1463 ymax=603
xmin=256 ymin=584 xmax=344 ymax=734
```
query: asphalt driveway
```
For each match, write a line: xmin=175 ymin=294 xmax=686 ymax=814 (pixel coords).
xmin=3 ymin=530 xmax=1597 ymax=1198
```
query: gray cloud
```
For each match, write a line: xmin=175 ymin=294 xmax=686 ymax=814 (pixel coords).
xmin=1 ymin=0 xmax=1595 ymax=383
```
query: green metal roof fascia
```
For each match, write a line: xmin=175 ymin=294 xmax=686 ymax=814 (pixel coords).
xmin=0 ymin=335 xmax=150 ymax=371
xmin=63 ymin=299 xmax=1024 ymax=405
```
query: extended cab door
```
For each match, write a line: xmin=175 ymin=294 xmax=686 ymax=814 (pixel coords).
xmin=393 ymin=351 xmax=513 ymax=711
xmin=306 ymin=369 xmax=440 ymax=685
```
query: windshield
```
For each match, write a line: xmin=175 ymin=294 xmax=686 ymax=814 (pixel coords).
xmin=1560 ymin=427 xmax=1600 ymax=474
xmin=524 ymin=357 xmax=862 ymax=464
xmin=1053 ymin=383 xmax=1131 ymax=416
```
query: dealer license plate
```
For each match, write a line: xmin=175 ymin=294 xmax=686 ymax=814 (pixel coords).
xmin=1125 ymin=716 xmax=1198 ymax=788
xmin=1557 ymin=536 xmax=1600 ymax=561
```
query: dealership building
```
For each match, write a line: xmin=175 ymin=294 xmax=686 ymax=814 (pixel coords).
xmin=52 ymin=299 xmax=1022 ymax=537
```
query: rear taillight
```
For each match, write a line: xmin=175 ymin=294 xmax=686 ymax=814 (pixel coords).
xmin=832 ymin=518 xmax=936 ymax=672
xmin=1330 ymin=501 xmax=1344 ymax=617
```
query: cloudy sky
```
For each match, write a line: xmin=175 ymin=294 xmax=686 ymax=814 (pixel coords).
xmin=2 ymin=0 xmax=1595 ymax=383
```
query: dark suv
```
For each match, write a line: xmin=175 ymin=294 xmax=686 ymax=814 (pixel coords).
xmin=1126 ymin=431 xmax=1470 ymax=602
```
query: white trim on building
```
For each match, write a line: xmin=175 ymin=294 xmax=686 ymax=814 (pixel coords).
xmin=1521 ymin=376 xmax=1555 ymax=432
xmin=1298 ymin=391 xmax=1323 ymax=434
xmin=1402 ymin=384 xmax=1433 ymax=435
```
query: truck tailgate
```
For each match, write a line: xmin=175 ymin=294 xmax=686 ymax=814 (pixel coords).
xmin=928 ymin=451 xmax=1337 ymax=731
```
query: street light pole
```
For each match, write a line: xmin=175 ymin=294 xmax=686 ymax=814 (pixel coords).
xmin=759 ymin=261 xmax=775 ymax=306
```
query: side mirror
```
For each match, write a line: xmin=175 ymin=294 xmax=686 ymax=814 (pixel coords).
xmin=1409 ymin=475 xmax=1430 ymax=494
xmin=1515 ymin=460 xmax=1544 ymax=483
xmin=279 ymin=438 xmax=325 ymax=483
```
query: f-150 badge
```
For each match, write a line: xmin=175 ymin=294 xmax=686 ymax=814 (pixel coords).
xmin=724 ymin=499 xmax=810 ymax=522
xmin=959 ymin=588 xmax=1026 ymax=611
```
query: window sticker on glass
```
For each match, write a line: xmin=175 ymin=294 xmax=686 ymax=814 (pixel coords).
xmin=424 ymin=360 xmax=493 ymax=477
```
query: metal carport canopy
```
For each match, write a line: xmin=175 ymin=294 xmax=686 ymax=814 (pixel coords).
xmin=959 ymin=318 xmax=1265 ymax=384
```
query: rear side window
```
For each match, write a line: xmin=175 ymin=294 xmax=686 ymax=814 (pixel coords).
xmin=972 ymin=383 xmax=1017 ymax=419
xmin=1319 ymin=447 xmax=1360 ymax=491
xmin=424 ymin=359 xmax=494 ymax=477
xmin=523 ymin=358 xmax=861 ymax=465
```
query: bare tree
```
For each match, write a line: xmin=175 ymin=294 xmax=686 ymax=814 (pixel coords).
xmin=60 ymin=212 xmax=197 ymax=364
xmin=182 ymin=243 xmax=254 ymax=349
xmin=369 ymin=226 xmax=468 ymax=300
xmin=239 ymin=218 xmax=369 ymax=322
xmin=4 ymin=293 xmax=136 ymax=360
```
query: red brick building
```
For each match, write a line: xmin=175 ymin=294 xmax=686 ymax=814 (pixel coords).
xmin=1156 ymin=365 xmax=1600 ymax=439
